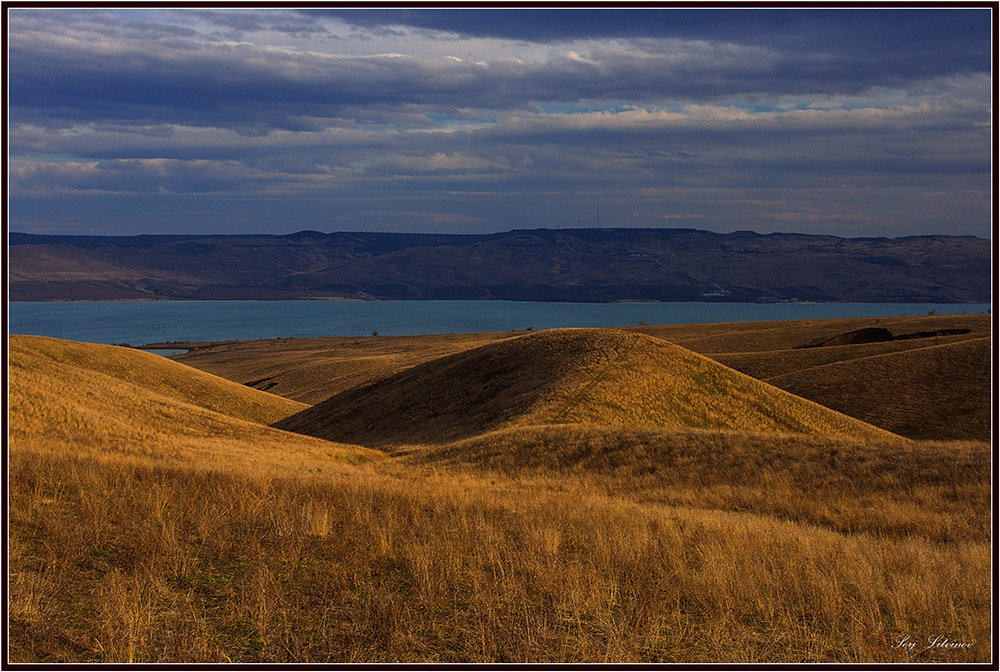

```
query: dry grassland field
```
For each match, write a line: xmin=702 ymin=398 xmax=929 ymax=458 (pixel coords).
xmin=7 ymin=314 xmax=993 ymax=663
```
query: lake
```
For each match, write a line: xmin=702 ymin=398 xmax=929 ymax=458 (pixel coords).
xmin=8 ymin=300 xmax=990 ymax=347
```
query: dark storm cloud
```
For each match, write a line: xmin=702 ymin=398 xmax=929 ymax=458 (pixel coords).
xmin=10 ymin=8 xmax=989 ymax=132
xmin=321 ymin=9 xmax=990 ymax=72
xmin=6 ymin=8 xmax=992 ymax=238
xmin=11 ymin=36 xmax=770 ymax=130
xmin=317 ymin=9 xmax=975 ymax=45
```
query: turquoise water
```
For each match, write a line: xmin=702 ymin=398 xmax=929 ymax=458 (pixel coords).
xmin=8 ymin=300 xmax=989 ymax=347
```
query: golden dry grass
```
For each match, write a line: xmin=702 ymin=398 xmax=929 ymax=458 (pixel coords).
xmin=405 ymin=424 xmax=989 ymax=543
xmin=767 ymin=338 xmax=990 ymax=440
xmin=7 ymin=328 xmax=992 ymax=663
xmin=9 ymin=449 xmax=990 ymax=663
xmin=175 ymin=315 xmax=990 ymax=443
xmin=9 ymin=335 xmax=382 ymax=474
xmin=631 ymin=313 xmax=990 ymax=355
xmin=173 ymin=331 xmax=519 ymax=404
xmin=276 ymin=329 xmax=894 ymax=447
xmin=714 ymin=331 xmax=985 ymax=380
xmin=13 ymin=335 xmax=308 ymax=424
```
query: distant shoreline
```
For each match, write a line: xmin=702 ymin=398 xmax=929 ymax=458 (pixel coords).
xmin=13 ymin=300 xmax=990 ymax=349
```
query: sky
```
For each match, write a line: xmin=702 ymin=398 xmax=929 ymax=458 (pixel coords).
xmin=6 ymin=7 xmax=994 ymax=238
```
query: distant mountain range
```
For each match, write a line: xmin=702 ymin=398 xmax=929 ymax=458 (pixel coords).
xmin=8 ymin=228 xmax=991 ymax=303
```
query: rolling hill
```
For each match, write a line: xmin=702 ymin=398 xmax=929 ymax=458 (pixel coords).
xmin=766 ymin=337 xmax=991 ymax=440
xmin=404 ymin=423 xmax=987 ymax=542
xmin=172 ymin=331 xmax=517 ymax=404
xmin=169 ymin=314 xmax=990 ymax=441
xmin=9 ymin=335 xmax=381 ymax=472
xmin=8 ymin=324 xmax=989 ymax=664
xmin=712 ymin=330 xmax=985 ymax=380
xmin=274 ymin=328 xmax=896 ymax=447
xmin=632 ymin=313 xmax=991 ymax=355
xmin=14 ymin=335 xmax=309 ymax=425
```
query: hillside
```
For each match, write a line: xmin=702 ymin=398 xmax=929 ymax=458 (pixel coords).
xmin=9 ymin=335 xmax=380 ymax=472
xmin=274 ymin=329 xmax=895 ymax=447
xmin=405 ymin=423 xmax=988 ymax=542
xmin=169 ymin=314 xmax=990 ymax=394
xmin=173 ymin=331 xmax=517 ymax=404
xmin=9 ymin=228 xmax=990 ymax=302
xmin=170 ymin=314 xmax=990 ymax=441
xmin=766 ymin=338 xmax=991 ymax=440
xmin=631 ymin=313 xmax=991 ymax=355
xmin=8 ymin=325 xmax=989 ymax=664
xmin=712 ymin=331 xmax=984 ymax=380
xmin=14 ymin=335 xmax=309 ymax=425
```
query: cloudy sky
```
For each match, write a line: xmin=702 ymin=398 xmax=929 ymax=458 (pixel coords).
xmin=7 ymin=7 xmax=993 ymax=237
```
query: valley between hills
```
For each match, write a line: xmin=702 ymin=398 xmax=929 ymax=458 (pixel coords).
xmin=8 ymin=313 xmax=991 ymax=663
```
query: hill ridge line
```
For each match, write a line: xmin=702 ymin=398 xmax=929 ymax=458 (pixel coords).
xmin=11 ymin=334 xmax=310 ymax=424
xmin=764 ymin=335 xmax=990 ymax=384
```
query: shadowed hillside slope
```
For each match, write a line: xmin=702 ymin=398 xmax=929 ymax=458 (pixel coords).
xmin=9 ymin=335 xmax=380 ymax=473
xmin=767 ymin=337 xmax=991 ymax=440
xmin=275 ymin=329 xmax=896 ymax=448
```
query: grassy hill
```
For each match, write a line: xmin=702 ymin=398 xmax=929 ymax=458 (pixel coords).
xmin=766 ymin=337 xmax=991 ymax=440
xmin=9 ymin=335 xmax=381 ymax=473
xmin=275 ymin=329 xmax=895 ymax=447
xmin=405 ymin=423 xmax=988 ymax=542
xmin=173 ymin=315 xmax=990 ymax=442
xmin=7 ymin=325 xmax=989 ymax=664
xmin=14 ymin=335 xmax=310 ymax=424
xmin=11 ymin=445 xmax=988 ymax=664
xmin=713 ymin=330 xmax=984 ymax=380
xmin=632 ymin=313 xmax=990 ymax=355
